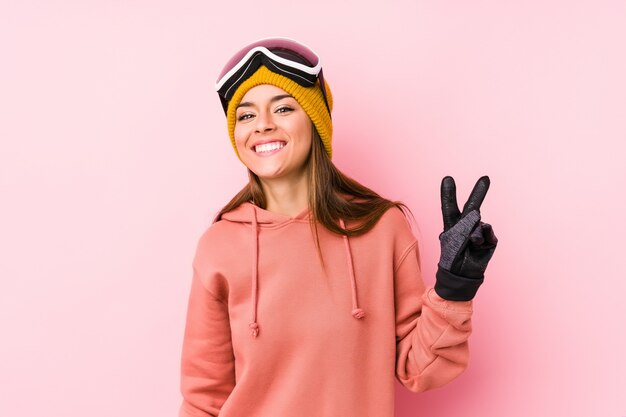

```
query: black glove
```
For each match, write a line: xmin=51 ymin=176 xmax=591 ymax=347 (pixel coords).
xmin=434 ymin=176 xmax=498 ymax=301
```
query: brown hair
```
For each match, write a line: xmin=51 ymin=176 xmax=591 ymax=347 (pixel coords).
xmin=214 ymin=128 xmax=416 ymax=269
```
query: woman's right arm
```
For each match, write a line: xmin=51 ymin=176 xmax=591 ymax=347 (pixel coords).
xmin=179 ymin=260 xmax=236 ymax=417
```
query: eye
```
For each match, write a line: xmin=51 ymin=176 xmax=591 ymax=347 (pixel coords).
xmin=276 ymin=106 xmax=294 ymax=114
xmin=237 ymin=112 xmax=254 ymax=121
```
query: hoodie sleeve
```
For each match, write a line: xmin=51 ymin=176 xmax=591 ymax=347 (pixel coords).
xmin=179 ymin=259 xmax=236 ymax=417
xmin=394 ymin=239 xmax=474 ymax=393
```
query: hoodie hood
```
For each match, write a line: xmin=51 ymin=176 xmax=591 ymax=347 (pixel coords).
xmin=221 ymin=201 xmax=365 ymax=338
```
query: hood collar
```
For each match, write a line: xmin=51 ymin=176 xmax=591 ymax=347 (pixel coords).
xmin=222 ymin=202 xmax=365 ymax=338
xmin=221 ymin=201 xmax=311 ymax=225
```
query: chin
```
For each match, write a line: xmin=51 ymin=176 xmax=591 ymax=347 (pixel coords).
xmin=249 ymin=166 xmax=282 ymax=179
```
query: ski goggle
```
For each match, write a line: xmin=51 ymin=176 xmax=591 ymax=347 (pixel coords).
xmin=215 ymin=37 xmax=331 ymax=115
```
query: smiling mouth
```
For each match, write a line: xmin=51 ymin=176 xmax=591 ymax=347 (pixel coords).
xmin=254 ymin=141 xmax=286 ymax=153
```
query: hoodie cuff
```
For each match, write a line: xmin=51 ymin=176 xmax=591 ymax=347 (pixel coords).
xmin=434 ymin=265 xmax=484 ymax=301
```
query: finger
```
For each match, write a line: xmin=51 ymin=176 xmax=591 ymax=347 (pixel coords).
xmin=482 ymin=223 xmax=498 ymax=246
xmin=440 ymin=176 xmax=461 ymax=232
xmin=462 ymin=175 xmax=491 ymax=216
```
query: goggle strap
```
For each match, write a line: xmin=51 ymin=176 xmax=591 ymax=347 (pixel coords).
xmin=265 ymin=59 xmax=317 ymax=89
xmin=318 ymin=69 xmax=332 ymax=119
xmin=219 ymin=53 xmax=318 ymax=102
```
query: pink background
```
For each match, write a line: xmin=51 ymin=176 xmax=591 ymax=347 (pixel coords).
xmin=1 ymin=1 xmax=624 ymax=416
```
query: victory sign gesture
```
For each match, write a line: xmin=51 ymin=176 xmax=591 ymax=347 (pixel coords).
xmin=434 ymin=176 xmax=498 ymax=301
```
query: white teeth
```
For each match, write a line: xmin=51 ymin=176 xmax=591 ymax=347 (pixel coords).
xmin=255 ymin=141 xmax=285 ymax=153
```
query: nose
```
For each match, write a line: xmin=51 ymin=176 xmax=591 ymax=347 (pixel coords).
xmin=254 ymin=110 xmax=276 ymax=133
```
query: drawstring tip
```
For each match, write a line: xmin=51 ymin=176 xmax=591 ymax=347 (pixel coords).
xmin=352 ymin=308 xmax=365 ymax=319
xmin=249 ymin=322 xmax=259 ymax=338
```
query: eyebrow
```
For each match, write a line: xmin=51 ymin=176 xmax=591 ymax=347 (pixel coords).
xmin=236 ymin=94 xmax=293 ymax=109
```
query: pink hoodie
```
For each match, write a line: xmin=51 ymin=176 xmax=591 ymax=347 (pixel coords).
xmin=179 ymin=202 xmax=475 ymax=417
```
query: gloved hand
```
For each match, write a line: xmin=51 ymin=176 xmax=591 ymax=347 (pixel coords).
xmin=434 ymin=175 xmax=498 ymax=301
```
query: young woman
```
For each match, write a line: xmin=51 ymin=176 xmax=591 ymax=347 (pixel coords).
xmin=179 ymin=37 xmax=498 ymax=417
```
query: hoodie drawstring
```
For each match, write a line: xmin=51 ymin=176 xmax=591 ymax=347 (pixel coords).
xmin=248 ymin=210 xmax=365 ymax=339
xmin=340 ymin=218 xmax=366 ymax=320
xmin=249 ymin=207 xmax=260 ymax=338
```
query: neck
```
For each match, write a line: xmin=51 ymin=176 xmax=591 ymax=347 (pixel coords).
xmin=259 ymin=170 xmax=309 ymax=218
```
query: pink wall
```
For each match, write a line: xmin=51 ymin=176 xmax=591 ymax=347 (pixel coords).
xmin=1 ymin=1 xmax=624 ymax=416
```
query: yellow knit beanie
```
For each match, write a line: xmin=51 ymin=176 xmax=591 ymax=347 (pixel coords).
xmin=226 ymin=65 xmax=334 ymax=161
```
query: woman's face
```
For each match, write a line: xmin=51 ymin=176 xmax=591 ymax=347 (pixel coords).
xmin=234 ymin=84 xmax=313 ymax=183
